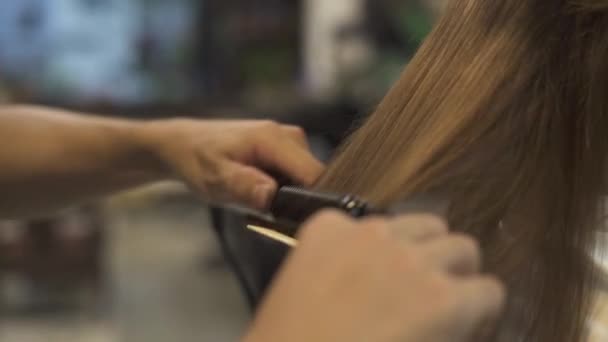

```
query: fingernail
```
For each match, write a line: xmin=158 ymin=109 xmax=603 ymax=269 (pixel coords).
xmin=253 ymin=184 xmax=275 ymax=209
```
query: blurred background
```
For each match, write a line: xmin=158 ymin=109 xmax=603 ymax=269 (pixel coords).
xmin=2 ymin=1 xmax=608 ymax=342
xmin=0 ymin=1 xmax=446 ymax=341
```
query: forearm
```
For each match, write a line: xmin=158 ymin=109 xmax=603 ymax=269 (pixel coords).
xmin=0 ymin=105 xmax=166 ymax=219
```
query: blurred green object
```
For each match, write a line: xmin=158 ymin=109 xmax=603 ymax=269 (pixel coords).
xmin=337 ymin=0 xmax=436 ymax=110
xmin=397 ymin=1 xmax=434 ymax=43
xmin=241 ymin=47 xmax=298 ymax=86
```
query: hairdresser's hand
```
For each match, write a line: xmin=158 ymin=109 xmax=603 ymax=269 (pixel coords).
xmin=244 ymin=212 xmax=506 ymax=342
xmin=140 ymin=119 xmax=324 ymax=209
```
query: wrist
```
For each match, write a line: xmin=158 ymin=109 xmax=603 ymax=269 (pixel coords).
xmin=127 ymin=120 xmax=175 ymax=182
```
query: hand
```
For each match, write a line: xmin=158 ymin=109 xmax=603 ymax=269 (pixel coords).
xmin=140 ymin=119 xmax=324 ymax=209
xmin=244 ymin=211 xmax=505 ymax=342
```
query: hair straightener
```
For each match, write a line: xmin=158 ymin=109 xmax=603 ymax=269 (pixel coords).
xmin=233 ymin=186 xmax=448 ymax=247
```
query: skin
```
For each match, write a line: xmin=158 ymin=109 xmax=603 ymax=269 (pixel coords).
xmin=0 ymin=105 xmax=506 ymax=341
xmin=0 ymin=105 xmax=323 ymax=218
xmin=245 ymin=212 xmax=505 ymax=342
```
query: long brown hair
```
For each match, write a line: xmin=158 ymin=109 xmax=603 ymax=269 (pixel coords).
xmin=315 ymin=0 xmax=608 ymax=340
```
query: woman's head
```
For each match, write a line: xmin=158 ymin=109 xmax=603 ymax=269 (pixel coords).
xmin=315 ymin=0 xmax=608 ymax=340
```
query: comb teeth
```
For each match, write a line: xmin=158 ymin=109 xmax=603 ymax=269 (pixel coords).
xmin=270 ymin=187 xmax=373 ymax=223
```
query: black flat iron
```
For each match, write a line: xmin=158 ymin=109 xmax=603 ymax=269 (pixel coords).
xmin=239 ymin=186 xmax=448 ymax=247
xmin=215 ymin=186 xmax=448 ymax=308
xmin=243 ymin=186 xmax=379 ymax=246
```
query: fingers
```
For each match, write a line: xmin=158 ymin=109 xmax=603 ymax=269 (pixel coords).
xmin=454 ymin=277 xmax=506 ymax=331
xmin=254 ymin=129 xmax=325 ymax=186
xmin=386 ymin=215 xmax=480 ymax=275
xmin=306 ymin=213 xmax=479 ymax=277
xmin=388 ymin=214 xmax=449 ymax=242
xmin=221 ymin=161 xmax=278 ymax=209
xmin=281 ymin=125 xmax=310 ymax=149
xmin=422 ymin=234 xmax=481 ymax=275
xmin=164 ymin=120 xmax=322 ymax=208
xmin=181 ymin=155 xmax=279 ymax=209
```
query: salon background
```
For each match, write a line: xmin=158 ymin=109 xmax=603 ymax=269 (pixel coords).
xmin=0 ymin=1 xmax=607 ymax=341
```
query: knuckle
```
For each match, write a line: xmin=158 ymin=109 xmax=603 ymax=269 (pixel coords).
xmin=289 ymin=126 xmax=307 ymax=138
xmin=258 ymin=120 xmax=281 ymax=133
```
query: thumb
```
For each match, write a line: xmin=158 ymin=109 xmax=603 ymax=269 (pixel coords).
xmin=223 ymin=161 xmax=278 ymax=210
